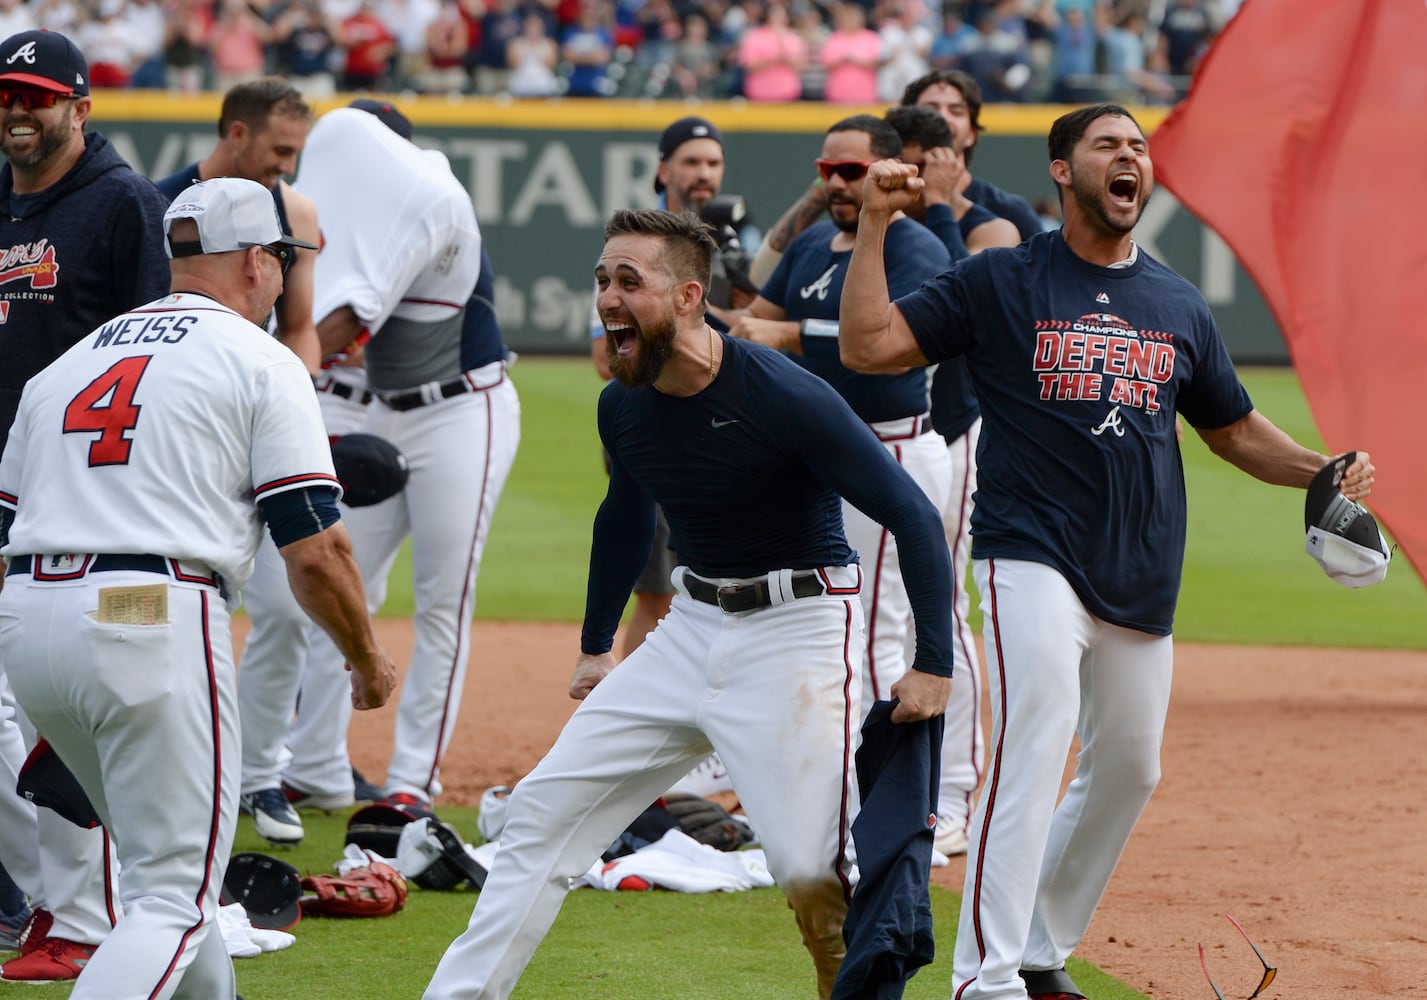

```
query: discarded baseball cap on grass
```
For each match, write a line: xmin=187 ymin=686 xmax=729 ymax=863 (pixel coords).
xmin=1303 ymin=451 xmax=1391 ymax=588
xmin=163 ymin=177 xmax=319 ymax=259
xmin=331 ymin=432 xmax=409 ymax=507
xmin=221 ymin=852 xmax=303 ymax=931
xmin=345 ymin=799 xmax=432 ymax=858
xmin=0 ymin=29 xmax=89 ymax=95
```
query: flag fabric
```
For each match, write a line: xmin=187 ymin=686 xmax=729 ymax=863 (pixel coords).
xmin=1152 ymin=0 xmax=1427 ymax=581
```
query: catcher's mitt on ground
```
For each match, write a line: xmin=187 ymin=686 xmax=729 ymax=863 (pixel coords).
xmin=662 ymin=793 xmax=756 ymax=852
xmin=300 ymin=861 xmax=408 ymax=918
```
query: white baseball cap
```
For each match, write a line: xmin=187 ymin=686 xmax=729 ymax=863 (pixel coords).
xmin=1303 ymin=452 xmax=1391 ymax=588
xmin=163 ymin=177 xmax=318 ymax=260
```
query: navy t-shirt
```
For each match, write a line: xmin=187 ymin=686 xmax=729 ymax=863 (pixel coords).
xmin=582 ymin=335 xmax=954 ymax=676
xmin=762 ymin=218 xmax=949 ymax=423
xmin=895 ymin=231 xmax=1253 ymax=633
xmin=965 ymin=175 xmax=1042 ymax=242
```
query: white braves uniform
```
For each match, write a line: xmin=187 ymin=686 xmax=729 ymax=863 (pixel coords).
xmin=237 ymin=364 xmax=371 ymax=798
xmin=285 ymin=108 xmax=520 ymax=803
xmin=0 ymin=292 xmax=336 ymax=1000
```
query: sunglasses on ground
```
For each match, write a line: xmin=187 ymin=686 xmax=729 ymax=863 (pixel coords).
xmin=1198 ymin=914 xmax=1277 ymax=999
xmin=0 ymin=89 xmax=71 ymax=111
xmin=815 ymin=159 xmax=872 ymax=183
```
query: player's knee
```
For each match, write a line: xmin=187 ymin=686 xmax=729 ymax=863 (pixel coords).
xmin=783 ymin=878 xmax=848 ymax=994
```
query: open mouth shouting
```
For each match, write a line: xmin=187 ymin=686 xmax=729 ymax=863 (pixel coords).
xmin=604 ymin=319 xmax=639 ymax=357
xmin=1108 ymin=171 xmax=1139 ymax=211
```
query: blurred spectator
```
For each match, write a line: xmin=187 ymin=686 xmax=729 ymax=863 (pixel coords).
xmin=737 ymin=1 xmax=805 ymax=101
xmin=662 ymin=11 xmax=716 ymax=97
xmin=876 ymin=1 xmax=932 ymax=102
xmin=955 ymin=1 xmax=1031 ymax=102
xmin=379 ymin=0 xmax=441 ymax=90
xmin=507 ymin=10 xmax=560 ymax=95
xmin=820 ymin=2 xmax=878 ymax=104
xmin=790 ymin=1 xmax=827 ymax=101
xmin=929 ymin=3 xmax=973 ymax=71
xmin=634 ymin=0 xmax=680 ymax=69
xmin=271 ymin=0 xmax=338 ymax=96
xmin=164 ymin=0 xmax=212 ymax=91
xmin=338 ymin=0 xmax=397 ymax=90
xmin=126 ymin=0 xmax=169 ymax=87
xmin=35 ymin=0 xmax=82 ymax=33
xmin=209 ymin=0 xmax=271 ymax=91
xmin=559 ymin=0 xmax=613 ymax=96
xmin=1050 ymin=1 xmax=1099 ymax=101
xmin=79 ymin=0 xmax=146 ymax=87
xmin=420 ymin=0 xmax=474 ymax=93
xmin=1153 ymin=0 xmax=1213 ymax=82
xmin=0 ymin=0 xmax=36 ymax=39
xmin=1102 ymin=6 xmax=1175 ymax=103
xmin=474 ymin=0 xmax=523 ymax=95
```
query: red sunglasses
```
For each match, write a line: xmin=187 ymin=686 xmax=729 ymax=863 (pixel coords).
xmin=0 ymin=89 xmax=71 ymax=111
xmin=816 ymin=159 xmax=872 ymax=183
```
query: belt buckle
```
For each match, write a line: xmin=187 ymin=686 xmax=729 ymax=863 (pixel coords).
xmin=715 ymin=584 xmax=748 ymax=613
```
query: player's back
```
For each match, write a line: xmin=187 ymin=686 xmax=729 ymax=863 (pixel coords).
xmin=1 ymin=293 xmax=333 ymax=588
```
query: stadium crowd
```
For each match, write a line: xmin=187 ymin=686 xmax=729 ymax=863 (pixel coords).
xmin=0 ymin=0 xmax=1233 ymax=105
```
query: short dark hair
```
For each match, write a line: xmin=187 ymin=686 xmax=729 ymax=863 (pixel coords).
xmin=883 ymin=105 xmax=954 ymax=153
xmin=827 ymin=114 xmax=903 ymax=160
xmin=603 ymin=209 xmax=717 ymax=297
xmin=1047 ymin=103 xmax=1143 ymax=162
xmin=218 ymin=77 xmax=312 ymax=137
xmin=899 ymin=70 xmax=983 ymax=163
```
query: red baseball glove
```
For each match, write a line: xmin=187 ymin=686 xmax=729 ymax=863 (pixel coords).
xmin=300 ymin=861 xmax=408 ymax=918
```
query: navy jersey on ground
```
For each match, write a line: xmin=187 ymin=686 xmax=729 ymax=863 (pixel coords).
xmin=762 ymin=219 xmax=950 ymax=423
xmin=965 ymin=175 xmax=1043 ymax=242
xmin=895 ymin=230 xmax=1253 ymax=633
xmin=582 ymin=335 xmax=953 ymax=675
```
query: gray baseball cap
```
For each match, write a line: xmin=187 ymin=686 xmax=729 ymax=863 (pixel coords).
xmin=163 ymin=177 xmax=318 ymax=259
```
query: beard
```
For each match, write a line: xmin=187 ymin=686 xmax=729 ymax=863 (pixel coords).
xmin=1068 ymin=164 xmax=1148 ymax=235
xmin=607 ymin=315 xmax=678 ymax=389
xmin=828 ymin=197 xmax=860 ymax=234
xmin=1 ymin=104 xmax=74 ymax=170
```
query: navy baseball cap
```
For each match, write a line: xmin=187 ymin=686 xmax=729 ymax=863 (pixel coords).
xmin=0 ymin=29 xmax=89 ymax=96
xmin=654 ymin=116 xmax=723 ymax=195
xmin=349 ymin=98 xmax=412 ymax=141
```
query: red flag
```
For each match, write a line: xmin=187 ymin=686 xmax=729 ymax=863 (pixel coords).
xmin=1152 ymin=0 xmax=1427 ymax=581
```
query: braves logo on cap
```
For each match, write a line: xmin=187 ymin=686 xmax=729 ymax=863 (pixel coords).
xmin=6 ymin=41 xmax=37 ymax=65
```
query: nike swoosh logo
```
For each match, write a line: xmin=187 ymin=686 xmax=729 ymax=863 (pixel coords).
xmin=710 ymin=418 xmax=739 ymax=428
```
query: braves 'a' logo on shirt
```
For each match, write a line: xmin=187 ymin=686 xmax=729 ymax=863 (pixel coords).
xmin=799 ymin=265 xmax=838 ymax=302
xmin=1031 ymin=312 xmax=1177 ymax=419
xmin=0 ymin=239 xmax=60 ymax=291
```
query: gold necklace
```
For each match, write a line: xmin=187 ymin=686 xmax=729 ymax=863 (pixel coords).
xmin=707 ymin=325 xmax=716 ymax=385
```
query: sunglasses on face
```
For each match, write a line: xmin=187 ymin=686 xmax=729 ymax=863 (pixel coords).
xmin=815 ymin=159 xmax=871 ymax=183
xmin=243 ymin=242 xmax=295 ymax=277
xmin=0 ymin=89 xmax=70 ymax=111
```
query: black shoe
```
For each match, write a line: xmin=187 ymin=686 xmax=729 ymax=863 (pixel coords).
xmin=351 ymin=767 xmax=384 ymax=803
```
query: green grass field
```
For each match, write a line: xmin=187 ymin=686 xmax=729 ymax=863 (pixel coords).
xmin=17 ymin=362 xmax=1412 ymax=999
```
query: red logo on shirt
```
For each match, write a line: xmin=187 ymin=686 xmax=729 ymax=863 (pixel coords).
xmin=0 ymin=239 xmax=59 ymax=290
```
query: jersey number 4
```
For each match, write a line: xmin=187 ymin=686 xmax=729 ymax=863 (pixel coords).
xmin=62 ymin=356 xmax=153 ymax=466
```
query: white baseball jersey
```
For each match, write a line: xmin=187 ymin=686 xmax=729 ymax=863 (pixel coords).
xmin=297 ymin=108 xmax=480 ymax=334
xmin=0 ymin=292 xmax=338 ymax=592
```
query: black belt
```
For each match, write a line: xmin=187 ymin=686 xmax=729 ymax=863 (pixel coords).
xmin=320 ymin=380 xmax=374 ymax=405
xmin=7 ymin=554 xmax=227 ymax=598
xmin=377 ymin=375 xmax=472 ymax=412
xmin=683 ymin=570 xmax=825 ymax=613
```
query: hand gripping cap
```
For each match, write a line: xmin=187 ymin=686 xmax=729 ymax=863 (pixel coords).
xmin=1304 ymin=451 xmax=1391 ymax=588
xmin=331 ymin=433 xmax=409 ymax=507
xmin=221 ymin=852 xmax=303 ymax=930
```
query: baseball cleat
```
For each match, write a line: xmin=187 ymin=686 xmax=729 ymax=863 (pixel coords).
xmin=242 ymin=788 xmax=305 ymax=845
xmin=932 ymin=815 xmax=969 ymax=857
xmin=15 ymin=908 xmax=52 ymax=956
xmin=281 ymin=781 xmax=355 ymax=812
xmin=352 ymin=767 xmax=385 ymax=803
xmin=0 ymin=905 xmax=29 ymax=953
xmin=0 ymin=937 xmax=96 ymax=982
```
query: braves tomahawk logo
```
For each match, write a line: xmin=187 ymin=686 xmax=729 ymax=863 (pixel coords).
xmin=0 ymin=240 xmax=60 ymax=291
xmin=799 ymin=265 xmax=837 ymax=301
xmin=5 ymin=41 xmax=37 ymax=65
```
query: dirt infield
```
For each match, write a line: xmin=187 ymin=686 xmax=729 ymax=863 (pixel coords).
xmin=269 ymin=619 xmax=1426 ymax=999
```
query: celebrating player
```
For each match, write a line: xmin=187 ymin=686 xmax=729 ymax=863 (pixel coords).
xmin=281 ymin=106 xmax=520 ymax=813
xmin=0 ymin=28 xmax=171 ymax=982
xmin=727 ymin=114 xmax=954 ymax=739
xmin=839 ymin=103 xmax=1375 ymax=1000
xmin=0 ymin=177 xmax=395 ymax=1000
xmin=424 ymin=209 xmax=955 ymax=1000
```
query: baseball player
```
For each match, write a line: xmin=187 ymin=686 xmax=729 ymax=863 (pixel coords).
xmin=424 ymin=208 xmax=955 ymax=1000
xmin=0 ymin=177 xmax=395 ymax=1000
xmin=0 ymin=28 xmax=170 ymax=982
xmin=154 ymin=77 xmax=329 ymax=847
xmin=884 ymin=103 xmax=1022 ymax=857
xmin=839 ymin=104 xmax=1376 ymax=1000
xmin=727 ymin=114 xmax=953 ymax=727
xmin=281 ymin=106 xmax=520 ymax=811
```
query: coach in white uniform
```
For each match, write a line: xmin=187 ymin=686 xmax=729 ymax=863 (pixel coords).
xmin=0 ymin=178 xmax=396 ymax=1000
xmin=283 ymin=107 xmax=520 ymax=810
